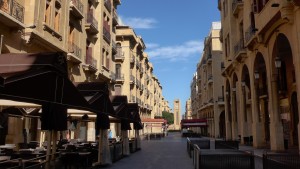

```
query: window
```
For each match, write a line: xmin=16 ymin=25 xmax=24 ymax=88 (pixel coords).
xmin=106 ymin=52 xmax=110 ymax=69
xmin=54 ymin=3 xmax=61 ymax=32
xmin=45 ymin=0 xmax=52 ymax=25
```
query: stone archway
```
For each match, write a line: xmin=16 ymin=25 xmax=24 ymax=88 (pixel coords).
xmin=254 ymin=52 xmax=270 ymax=147
xmin=241 ymin=65 xmax=252 ymax=145
xmin=271 ymin=33 xmax=295 ymax=149
xmin=219 ymin=111 xmax=226 ymax=139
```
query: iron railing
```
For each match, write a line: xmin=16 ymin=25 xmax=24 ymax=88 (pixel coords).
xmin=263 ymin=152 xmax=300 ymax=169
xmin=245 ymin=26 xmax=255 ymax=45
xmin=103 ymin=20 xmax=111 ymax=43
xmin=68 ymin=41 xmax=82 ymax=59
xmin=215 ymin=140 xmax=239 ymax=149
xmin=86 ymin=11 xmax=98 ymax=30
xmin=0 ymin=0 xmax=24 ymax=23
xmin=234 ymin=38 xmax=245 ymax=56
xmin=104 ymin=0 xmax=111 ymax=12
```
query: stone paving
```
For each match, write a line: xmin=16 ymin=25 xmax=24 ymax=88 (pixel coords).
xmin=102 ymin=132 xmax=194 ymax=169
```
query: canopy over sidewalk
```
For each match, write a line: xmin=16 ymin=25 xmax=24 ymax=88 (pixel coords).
xmin=181 ymin=119 xmax=208 ymax=128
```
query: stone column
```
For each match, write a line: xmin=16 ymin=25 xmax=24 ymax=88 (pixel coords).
xmin=122 ymin=130 xmax=130 ymax=156
xmin=240 ymin=84 xmax=247 ymax=144
xmin=225 ymin=91 xmax=232 ymax=140
xmin=269 ymin=73 xmax=284 ymax=151
xmin=251 ymin=78 xmax=264 ymax=148
xmin=98 ymin=129 xmax=111 ymax=165
xmin=231 ymin=89 xmax=238 ymax=140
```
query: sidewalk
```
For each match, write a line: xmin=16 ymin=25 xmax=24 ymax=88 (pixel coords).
xmin=102 ymin=132 xmax=193 ymax=169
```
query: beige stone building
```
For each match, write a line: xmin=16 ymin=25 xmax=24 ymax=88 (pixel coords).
xmin=173 ymin=99 xmax=181 ymax=130
xmin=0 ymin=0 xmax=121 ymax=144
xmin=192 ymin=22 xmax=224 ymax=137
xmin=185 ymin=98 xmax=192 ymax=119
xmin=115 ymin=25 xmax=165 ymax=125
xmin=161 ymin=98 xmax=171 ymax=113
xmin=219 ymin=0 xmax=300 ymax=151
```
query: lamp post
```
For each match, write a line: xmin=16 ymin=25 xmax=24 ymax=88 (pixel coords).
xmin=275 ymin=57 xmax=282 ymax=92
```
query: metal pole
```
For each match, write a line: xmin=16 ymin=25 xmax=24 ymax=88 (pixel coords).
xmin=0 ymin=35 xmax=3 ymax=54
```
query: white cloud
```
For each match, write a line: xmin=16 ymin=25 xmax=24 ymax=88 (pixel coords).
xmin=120 ymin=16 xmax=157 ymax=29
xmin=147 ymin=40 xmax=203 ymax=62
xmin=146 ymin=43 xmax=160 ymax=49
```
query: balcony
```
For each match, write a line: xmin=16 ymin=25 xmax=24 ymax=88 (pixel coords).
xmin=112 ymin=40 xmax=117 ymax=54
xmin=232 ymin=0 xmax=243 ymax=17
xmin=218 ymin=96 xmax=225 ymax=105
xmin=70 ymin=0 xmax=84 ymax=19
xmin=208 ymin=75 xmax=213 ymax=84
xmin=103 ymin=20 xmax=111 ymax=44
xmin=130 ymin=95 xmax=136 ymax=103
xmin=136 ymin=60 xmax=140 ymax=69
xmin=67 ymin=42 xmax=82 ymax=63
xmin=207 ymin=54 xmax=212 ymax=64
xmin=113 ymin=46 xmax=124 ymax=61
xmin=130 ymin=55 xmax=135 ymax=64
xmin=84 ymin=48 xmax=97 ymax=72
xmin=115 ymin=73 xmax=124 ymax=82
xmin=233 ymin=38 xmax=246 ymax=62
xmin=112 ymin=9 xmax=118 ymax=25
xmin=244 ymin=25 xmax=256 ymax=47
xmin=85 ymin=11 xmax=98 ymax=34
xmin=0 ymin=0 xmax=25 ymax=28
xmin=104 ymin=0 xmax=111 ymax=13
xmin=130 ymin=75 xmax=135 ymax=84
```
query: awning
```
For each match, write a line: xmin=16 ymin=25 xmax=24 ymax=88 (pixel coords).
xmin=181 ymin=119 xmax=208 ymax=128
xmin=111 ymin=96 xmax=131 ymax=130
xmin=75 ymin=82 xmax=114 ymax=130
xmin=127 ymin=103 xmax=143 ymax=130
xmin=0 ymin=53 xmax=94 ymax=131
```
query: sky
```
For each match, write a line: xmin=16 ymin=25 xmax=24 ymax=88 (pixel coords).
xmin=117 ymin=0 xmax=220 ymax=115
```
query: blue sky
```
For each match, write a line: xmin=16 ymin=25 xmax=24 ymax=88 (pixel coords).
xmin=118 ymin=1 xmax=220 ymax=114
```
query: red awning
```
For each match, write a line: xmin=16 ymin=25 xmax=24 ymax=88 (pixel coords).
xmin=181 ymin=119 xmax=208 ymax=128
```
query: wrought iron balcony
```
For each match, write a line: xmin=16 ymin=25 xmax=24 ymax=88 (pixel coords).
xmin=104 ymin=0 xmax=111 ymax=13
xmin=130 ymin=55 xmax=135 ymax=64
xmin=233 ymin=38 xmax=246 ymax=61
xmin=0 ymin=0 xmax=25 ymax=27
xmin=115 ymin=73 xmax=124 ymax=82
xmin=113 ymin=46 xmax=124 ymax=61
xmin=67 ymin=41 xmax=82 ymax=63
xmin=130 ymin=75 xmax=135 ymax=84
xmin=113 ymin=9 xmax=118 ymax=25
xmin=70 ymin=0 xmax=84 ymax=19
xmin=232 ymin=0 xmax=243 ymax=16
xmin=103 ymin=20 xmax=111 ymax=43
xmin=245 ymin=25 xmax=256 ymax=46
xmin=85 ymin=11 xmax=98 ymax=34
xmin=85 ymin=48 xmax=97 ymax=72
xmin=207 ymin=54 xmax=212 ymax=64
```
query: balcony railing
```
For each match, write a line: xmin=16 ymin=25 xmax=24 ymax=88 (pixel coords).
xmin=103 ymin=20 xmax=111 ymax=43
xmin=245 ymin=26 xmax=256 ymax=46
xmin=70 ymin=0 xmax=84 ymax=18
xmin=234 ymin=38 xmax=245 ymax=57
xmin=207 ymin=54 xmax=212 ymax=63
xmin=130 ymin=55 xmax=135 ymax=63
xmin=115 ymin=73 xmax=124 ymax=81
xmin=114 ymin=46 xmax=124 ymax=61
xmin=113 ymin=9 xmax=118 ymax=25
xmin=130 ymin=75 xmax=135 ymax=83
xmin=0 ymin=0 xmax=24 ymax=23
xmin=86 ymin=50 xmax=97 ymax=71
xmin=86 ymin=11 xmax=98 ymax=34
xmin=68 ymin=42 xmax=82 ymax=60
xmin=112 ymin=40 xmax=117 ymax=54
xmin=104 ymin=0 xmax=111 ymax=12
xmin=130 ymin=95 xmax=136 ymax=103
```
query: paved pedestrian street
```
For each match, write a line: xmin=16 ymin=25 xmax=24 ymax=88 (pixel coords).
xmin=104 ymin=132 xmax=194 ymax=169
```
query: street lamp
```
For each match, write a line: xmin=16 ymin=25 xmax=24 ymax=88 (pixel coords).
xmin=275 ymin=57 xmax=282 ymax=69
xmin=254 ymin=70 xmax=260 ymax=80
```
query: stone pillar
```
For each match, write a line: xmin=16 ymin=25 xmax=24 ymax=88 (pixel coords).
xmin=122 ymin=130 xmax=130 ymax=156
xmin=51 ymin=131 xmax=57 ymax=160
xmin=240 ymin=85 xmax=247 ymax=144
xmin=98 ymin=129 xmax=111 ymax=165
xmin=225 ymin=92 xmax=232 ymax=140
xmin=214 ymin=110 xmax=220 ymax=138
xmin=251 ymin=79 xmax=264 ymax=148
xmin=269 ymin=74 xmax=284 ymax=151
xmin=45 ymin=131 xmax=52 ymax=162
xmin=231 ymin=89 xmax=238 ymax=140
